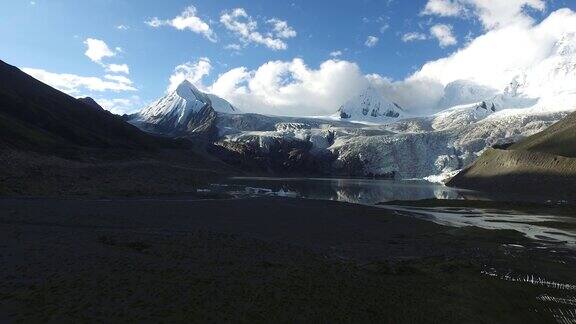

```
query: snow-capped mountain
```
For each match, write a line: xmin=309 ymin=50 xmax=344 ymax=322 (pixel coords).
xmin=513 ymin=32 xmax=576 ymax=98
xmin=131 ymin=80 xmax=239 ymax=130
xmin=127 ymin=33 xmax=576 ymax=181
xmin=215 ymin=51 xmax=576 ymax=180
xmin=336 ymin=86 xmax=405 ymax=123
xmin=436 ymin=80 xmax=498 ymax=110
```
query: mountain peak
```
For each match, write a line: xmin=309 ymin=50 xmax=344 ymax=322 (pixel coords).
xmin=336 ymin=86 xmax=405 ymax=123
xmin=78 ymin=97 xmax=104 ymax=111
xmin=176 ymin=79 xmax=194 ymax=91
xmin=175 ymin=79 xmax=204 ymax=98
xmin=132 ymin=79 xmax=239 ymax=130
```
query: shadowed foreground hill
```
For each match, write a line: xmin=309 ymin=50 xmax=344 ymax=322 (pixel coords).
xmin=0 ymin=60 xmax=234 ymax=196
xmin=0 ymin=60 xmax=166 ymax=152
xmin=448 ymin=110 xmax=576 ymax=200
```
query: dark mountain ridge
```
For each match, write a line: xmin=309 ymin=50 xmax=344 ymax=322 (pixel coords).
xmin=0 ymin=60 xmax=176 ymax=155
xmin=0 ymin=59 xmax=235 ymax=196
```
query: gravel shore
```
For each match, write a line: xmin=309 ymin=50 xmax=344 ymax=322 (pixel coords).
xmin=0 ymin=197 xmax=574 ymax=323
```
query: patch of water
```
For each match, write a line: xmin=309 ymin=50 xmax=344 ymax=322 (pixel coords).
xmin=383 ymin=205 xmax=576 ymax=248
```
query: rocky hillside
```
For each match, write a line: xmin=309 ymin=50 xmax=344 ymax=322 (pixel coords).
xmin=509 ymin=111 xmax=576 ymax=157
xmin=0 ymin=60 xmax=234 ymax=196
xmin=448 ymin=110 xmax=576 ymax=200
xmin=129 ymin=80 xmax=237 ymax=140
xmin=0 ymin=60 xmax=167 ymax=153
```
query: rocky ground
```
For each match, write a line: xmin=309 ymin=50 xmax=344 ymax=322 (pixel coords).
xmin=0 ymin=149 xmax=234 ymax=197
xmin=0 ymin=197 xmax=574 ymax=323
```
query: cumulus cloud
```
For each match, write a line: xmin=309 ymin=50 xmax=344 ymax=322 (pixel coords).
xmin=421 ymin=0 xmax=466 ymax=17
xmin=20 ymin=38 xmax=137 ymax=115
xmin=158 ymin=8 xmax=576 ymax=117
xmin=430 ymin=24 xmax=458 ymax=47
xmin=197 ymin=58 xmax=443 ymax=116
xmin=402 ymin=32 xmax=428 ymax=42
xmin=205 ymin=59 xmax=370 ymax=116
xmin=83 ymin=38 xmax=131 ymax=76
xmin=411 ymin=8 xmax=576 ymax=91
xmin=267 ymin=18 xmax=297 ymax=39
xmin=364 ymin=36 xmax=379 ymax=48
xmin=146 ymin=5 xmax=216 ymax=42
xmin=84 ymin=38 xmax=115 ymax=63
xmin=220 ymin=8 xmax=295 ymax=50
xmin=167 ymin=57 xmax=212 ymax=93
xmin=21 ymin=68 xmax=137 ymax=94
xmin=368 ymin=75 xmax=445 ymax=115
xmin=421 ymin=0 xmax=547 ymax=30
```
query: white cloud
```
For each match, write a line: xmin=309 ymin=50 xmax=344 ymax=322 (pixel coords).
xmin=368 ymin=75 xmax=445 ymax=115
xmin=196 ymin=58 xmax=445 ymax=117
xmin=145 ymin=17 xmax=163 ymax=28
xmin=421 ymin=0 xmax=547 ymax=30
xmin=402 ymin=32 xmax=428 ymax=42
xmin=104 ymin=74 xmax=133 ymax=85
xmin=83 ymin=38 xmax=131 ymax=76
xmin=167 ymin=57 xmax=212 ymax=93
xmin=94 ymin=96 xmax=142 ymax=115
xmin=22 ymin=68 xmax=137 ymax=94
xmin=411 ymin=8 xmax=576 ymax=90
xmin=84 ymin=38 xmax=115 ymax=63
xmin=220 ymin=8 xmax=295 ymax=50
xmin=156 ymin=8 xmax=576 ymax=118
xmin=205 ymin=58 xmax=369 ymax=116
xmin=430 ymin=24 xmax=458 ymax=47
xmin=106 ymin=63 xmax=130 ymax=74
xmin=145 ymin=5 xmax=216 ymax=42
xmin=329 ymin=50 xmax=343 ymax=57
xmin=380 ymin=24 xmax=390 ymax=33
xmin=116 ymin=25 xmax=129 ymax=30
xmin=224 ymin=44 xmax=242 ymax=51
xmin=421 ymin=0 xmax=466 ymax=17
xmin=365 ymin=36 xmax=379 ymax=47
xmin=266 ymin=18 xmax=297 ymax=39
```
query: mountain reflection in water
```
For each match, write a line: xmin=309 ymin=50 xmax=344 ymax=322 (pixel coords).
xmin=213 ymin=177 xmax=470 ymax=205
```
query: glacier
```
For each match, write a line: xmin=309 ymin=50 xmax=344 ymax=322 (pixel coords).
xmin=128 ymin=32 xmax=576 ymax=181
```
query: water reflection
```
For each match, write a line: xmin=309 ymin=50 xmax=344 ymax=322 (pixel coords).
xmin=385 ymin=205 xmax=576 ymax=248
xmin=215 ymin=177 xmax=471 ymax=204
xmin=209 ymin=177 xmax=576 ymax=248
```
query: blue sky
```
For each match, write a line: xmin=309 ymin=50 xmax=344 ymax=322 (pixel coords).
xmin=1 ymin=0 xmax=574 ymax=115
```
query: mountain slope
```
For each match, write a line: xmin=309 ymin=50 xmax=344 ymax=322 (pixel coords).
xmin=447 ymin=110 xmax=576 ymax=200
xmin=130 ymin=80 xmax=238 ymax=136
xmin=0 ymin=60 xmax=167 ymax=152
xmin=436 ymin=80 xmax=498 ymax=110
xmin=336 ymin=86 xmax=405 ymax=123
xmin=0 ymin=59 xmax=234 ymax=196
xmin=508 ymin=111 xmax=576 ymax=158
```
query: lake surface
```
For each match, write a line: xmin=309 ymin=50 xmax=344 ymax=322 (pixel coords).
xmin=208 ymin=177 xmax=576 ymax=249
xmin=211 ymin=177 xmax=475 ymax=204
